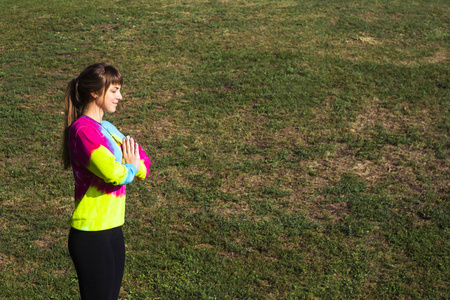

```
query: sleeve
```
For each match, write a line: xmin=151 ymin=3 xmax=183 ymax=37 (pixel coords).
xmin=74 ymin=126 xmax=137 ymax=185
xmin=135 ymin=144 xmax=151 ymax=181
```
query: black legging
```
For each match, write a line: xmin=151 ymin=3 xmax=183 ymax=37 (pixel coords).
xmin=68 ymin=226 xmax=125 ymax=300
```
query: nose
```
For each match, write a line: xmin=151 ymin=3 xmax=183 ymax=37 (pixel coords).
xmin=117 ymin=91 xmax=123 ymax=100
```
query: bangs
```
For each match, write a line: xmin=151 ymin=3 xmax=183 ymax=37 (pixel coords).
xmin=103 ymin=65 xmax=123 ymax=90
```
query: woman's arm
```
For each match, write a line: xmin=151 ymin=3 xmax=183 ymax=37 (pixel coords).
xmin=100 ymin=121 xmax=151 ymax=181
xmin=74 ymin=126 xmax=137 ymax=185
xmin=135 ymin=143 xmax=151 ymax=181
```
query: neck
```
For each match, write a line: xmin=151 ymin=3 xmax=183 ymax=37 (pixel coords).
xmin=83 ymin=102 xmax=104 ymax=123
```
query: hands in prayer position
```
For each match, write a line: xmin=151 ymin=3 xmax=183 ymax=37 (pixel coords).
xmin=122 ymin=136 xmax=140 ymax=172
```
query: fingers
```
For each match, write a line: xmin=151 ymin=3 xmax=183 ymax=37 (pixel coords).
xmin=122 ymin=136 xmax=131 ymax=148
xmin=129 ymin=137 xmax=136 ymax=155
xmin=121 ymin=136 xmax=141 ymax=171
xmin=122 ymin=136 xmax=139 ymax=157
xmin=122 ymin=137 xmax=129 ymax=155
xmin=135 ymin=144 xmax=140 ymax=163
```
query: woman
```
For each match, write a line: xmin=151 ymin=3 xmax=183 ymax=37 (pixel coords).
xmin=62 ymin=63 xmax=151 ymax=299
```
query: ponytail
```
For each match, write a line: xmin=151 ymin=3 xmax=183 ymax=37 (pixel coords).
xmin=62 ymin=77 xmax=82 ymax=169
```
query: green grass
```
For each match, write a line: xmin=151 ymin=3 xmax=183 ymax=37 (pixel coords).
xmin=0 ymin=0 xmax=449 ymax=299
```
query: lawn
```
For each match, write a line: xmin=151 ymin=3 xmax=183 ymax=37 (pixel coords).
xmin=0 ymin=0 xmax=448 ymax=299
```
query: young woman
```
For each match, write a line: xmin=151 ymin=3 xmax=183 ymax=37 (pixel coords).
xmin=62 ymin=63 xmax=151 ymax=299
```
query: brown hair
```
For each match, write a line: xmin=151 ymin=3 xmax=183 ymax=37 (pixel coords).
xmin=62 ymin=63 xmax=123 ymax=169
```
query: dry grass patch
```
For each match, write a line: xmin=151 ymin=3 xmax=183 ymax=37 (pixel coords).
xmin=424 ymin=48 xmax=448 ymax=64
xmin=0 ymin=252 xmax=13 ymax=268
xmin=35 ymin=229 xmax=65 ymax=250
xmin=212 ymin=200 xmax=252 ymax=218
xmin=380 ymin=145 xmax=449 ymax=197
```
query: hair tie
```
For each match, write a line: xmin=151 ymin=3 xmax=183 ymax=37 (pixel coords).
xmin=75 ymin=76 xmax=79 ymax=82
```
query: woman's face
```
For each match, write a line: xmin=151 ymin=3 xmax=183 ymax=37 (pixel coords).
xmin=97 ymin=84 xmax=122 ymax=114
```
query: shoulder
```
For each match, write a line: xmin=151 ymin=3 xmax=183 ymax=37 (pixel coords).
xmin=71 ymin=116 xmax=101 ymax=129
xmin=70 ymin=117 xmax=102 ymax=139
xmin=102 ymin=120 xmax=124 ymax=137
xmin=101 ymin=120 xmax=115 ymax=130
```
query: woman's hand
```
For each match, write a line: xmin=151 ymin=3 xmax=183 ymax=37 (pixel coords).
xmin=122 ymin=136 xmax=140 ymax=172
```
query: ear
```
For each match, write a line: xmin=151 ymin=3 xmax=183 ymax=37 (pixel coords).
xmin=90 ymin=92 xmax=99 ymax=99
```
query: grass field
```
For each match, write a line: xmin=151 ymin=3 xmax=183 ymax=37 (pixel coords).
xmin=0 ymin=0 xmax=449 ymax=299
